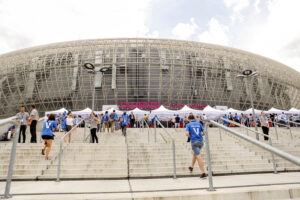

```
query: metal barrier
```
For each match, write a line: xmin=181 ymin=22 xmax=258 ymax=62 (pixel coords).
xmin=2 ymin=117 xmax=19 ymax=199
xmin=273 ymin=120 xmax=293 ymax=141
xmin=203 ymin=122 xmax=214 ymax=191
xmin=221 ymin=118 xmax=277 ymax=173
xmin=154 ymin=118 xmax=177 ymax=179
xmin=284 ymin=119 xmax=300 ymax=127
xmin=205 ymin=120 xmax=300 ymax=191
xmin=142 ymin=119 xmax=150 ymax=143
xmin=56 ymin=119 xmax=84 ymax=182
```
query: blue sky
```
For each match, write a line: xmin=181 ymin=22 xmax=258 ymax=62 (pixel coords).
xmin=0 ymin=0 xmax=299 ymax=72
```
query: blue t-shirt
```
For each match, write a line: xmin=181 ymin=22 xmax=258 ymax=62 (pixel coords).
xmin=103 ymin=114 xmax=109 ymax=122
xmin=75 ymin=117 xmax=81 ymax=124
xmin=234 ymin=115 xmax=240 ymax=121
xmin=185 ymin=121 xmax=204 ymax=142
xmin=223 ymin=115 xmax=229 ymax=125
xmin=8 ymin=126 xmax=15 ymax=131
xmin=121 ymin=114 xmax=129 ymax=125
xmin=61 ymin=117 xmax=66 ymax=129
xmin=111 ymin=113 xmax=118 ymax=120
xmin=41 ymin=120 xmax=58 ymax=136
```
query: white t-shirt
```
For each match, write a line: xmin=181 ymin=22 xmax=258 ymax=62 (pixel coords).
xmin=171 ymin=116 xmax=176 ymax=123
xmin=66 ymin=118 xmax=74 ymax=126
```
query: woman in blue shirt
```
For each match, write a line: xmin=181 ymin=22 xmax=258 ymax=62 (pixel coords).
xmin=41 ymin=114 xmax=58 ymax=160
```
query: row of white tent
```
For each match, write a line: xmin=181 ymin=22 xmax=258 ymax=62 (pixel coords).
xmin=45 ymin=106 xmax=300 ymax=121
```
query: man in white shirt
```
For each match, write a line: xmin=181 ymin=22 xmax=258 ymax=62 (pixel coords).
xmin=28 ymin=105 xmax=39 ymax=143
xmin=16 ymin=106 xmax=29 ymax=143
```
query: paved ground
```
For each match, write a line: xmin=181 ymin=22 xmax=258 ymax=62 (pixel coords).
xmin=0 ymin=172 xmax=300 ymax=199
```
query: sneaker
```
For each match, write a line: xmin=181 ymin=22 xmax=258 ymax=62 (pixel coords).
xmin=200 ymin=173 xmax=208 ymax=179
xmin=42 ymin=149 xmax=45 ymax=155
xmin=188 ymin=167 xmax=193 ymax=173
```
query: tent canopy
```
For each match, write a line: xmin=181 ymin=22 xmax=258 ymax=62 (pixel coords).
xmin=45 ymin=108 xmax=67 ymax=115
xmin=178 ymin=105 xmax=202 ymax=117
xmin=72 ymin=108 xmax=92 ymax=116
xmin=226 ymin=108 xmax=244 ymax=115
xmin=150 ymin=105 xmax=176 ymax=121
xmin=244 ymin=108 xmax=262 ymax=115
xmin=266 ymin=107 xmax=288 ymax=114
xmin=289 ymin=108 xmax=300 ymax=114
xmin=127 ymin=108 xmax=150 ymax=120
xmin=203 ymin=105 xmax=224 ymax=120
xmin=96 ymin=108 xmax=123 ymax=116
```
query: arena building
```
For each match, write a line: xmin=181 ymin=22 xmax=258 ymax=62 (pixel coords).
xmin=0 ymin=38 xmax=299 ymax=118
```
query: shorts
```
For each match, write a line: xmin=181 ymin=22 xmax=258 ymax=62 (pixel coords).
xmin=42 ymin=135 xmax=54 ymax=140
xmin=191 ymin=140 xmax=204 ymax=156
xmin=104 ymin=121 xmax=109 ymax=127
xmin=66 ymin=125 xmax=72 ymax=132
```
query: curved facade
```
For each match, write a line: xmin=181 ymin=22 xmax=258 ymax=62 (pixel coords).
xmin=0 ymin=38 xmax=299 ymax=118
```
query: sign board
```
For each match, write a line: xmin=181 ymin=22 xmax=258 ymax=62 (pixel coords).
xmin=102 ymin=105 xmax=119 ymax=111
xmin=214 ymin=105 xmax=228 ymax=111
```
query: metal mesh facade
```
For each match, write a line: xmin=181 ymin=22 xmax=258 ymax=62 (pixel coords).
xmin=0 ymin=38 xmax=299 ymax=118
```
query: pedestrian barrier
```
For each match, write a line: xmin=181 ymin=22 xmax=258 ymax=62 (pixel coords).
xmin=154 ymin=118 xmax=176 ymax=179
xmin=205 ymin=120 xmax=300 ymax=191
xmin=56 ymin=119 xmax=84 ymax=181
xmin=221 ymin=118 xmax=277 ymax=173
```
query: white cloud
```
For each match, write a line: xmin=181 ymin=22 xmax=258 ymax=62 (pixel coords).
xmin=171 ymin=18 xmax=198 ymax=40
xmin=224 ymin=0 xmax=250 ymax=12
xmin=224 ymin=0 xmax=250 ymax=23
xmin=254 ymin=0 xmax=261 ymax=13
xmin=0 ymin=0 xmax=154 ymax=54
xmin=198 ymin=18 xmax=229 ymax=46
xmin=237 ymin=0 xmax=300 ymax=72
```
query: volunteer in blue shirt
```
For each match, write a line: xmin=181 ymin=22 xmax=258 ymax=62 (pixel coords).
xmin=223 ymin=114 xmax=230 ymax=127
xmin=185 ymin=114 xmax=207 ymax=179
xmin=120 ymin=112 xmax=129 ymax=136
xmin=103 ymin=111 xmax=110 ymax=133
xmin=110 ymin=110 xmax=118 ymax=133
xmin=41 ymin=114 xmax=58 ymax=160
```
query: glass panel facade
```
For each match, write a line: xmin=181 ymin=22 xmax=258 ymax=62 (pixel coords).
xmin=0 ymin=38 xmax=299 ymax=117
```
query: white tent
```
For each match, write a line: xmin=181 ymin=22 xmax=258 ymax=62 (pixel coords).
xmin=202 ymin=105 xmax=224 ymax=120
xmin=289 ymin=108 xmax=300 ymax=114
xmin=150 ymin=105 xmax=176 ymax=121
xmin=127 ymin=108 xmax=150 ymax=121
xmin=45 ymin=108 xmax=68 ymax=115
xmin=72 ymin=108 xmax=93 ymax=116
xmin=226 ymin=108 xmax=244 ymax=116
xmin=94 ymin=108 xmax=123 ymax=117
xmin=178 ymin=105 xmax=202 ymax=117
xmin=244 ymin=108 xmax=262 ymax=115
xmin=266 ymin=107 xmax=289 ymax=114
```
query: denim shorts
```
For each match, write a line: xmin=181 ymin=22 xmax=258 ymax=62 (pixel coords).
xmin=191 ymin=140 xmax=204 ymax=156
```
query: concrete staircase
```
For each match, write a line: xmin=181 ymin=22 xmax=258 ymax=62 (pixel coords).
xmin=229 ymin=127 xmax=300 ymax=172
xmin=0 ymin=125 xmax=299 ymax=180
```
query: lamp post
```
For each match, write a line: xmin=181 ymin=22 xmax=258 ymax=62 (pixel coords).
xmin=83 ymin=63 xmax=110 ymax=111
xmin=237 ymin=70 xmax=259 ymax=140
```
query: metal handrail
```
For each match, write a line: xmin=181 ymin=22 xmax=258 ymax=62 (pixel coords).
xmin=154 ymin=119 xmax=167 ymax=143
xmin=221 ymin=118 xmax=277 ymax=173
xmin=56 ymin=119 xmax=84 ymax=182
xmin=154 ymin=118 xmax=177 ymax=179
xmin=273 ymin=120 xmax=293 ymax=141
xmin=205 ymin=120 xmax=300 ymax=191
xmin=2 ymin=117 xmax=19 ymax=199
xmin=142 ymin=119 xmax=151 ymax=143
xmin=210 ymin=120 xmax=300 ymax=165
xmin=283 ymin=119 xmax=300 ymax=126
xmin=204 ymin=122 xmax=214 ymax=191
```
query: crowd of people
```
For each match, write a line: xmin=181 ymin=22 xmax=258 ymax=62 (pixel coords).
xmin=222 ymin=111 xmax=300 ymax=141
xmin=1 ymin=106 xmax=299 ymax=166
